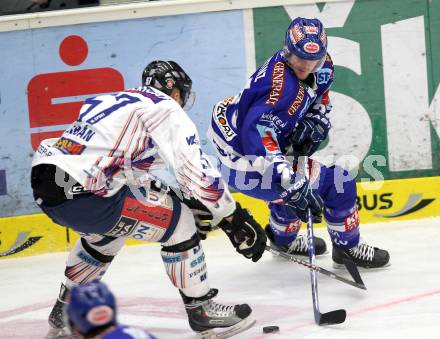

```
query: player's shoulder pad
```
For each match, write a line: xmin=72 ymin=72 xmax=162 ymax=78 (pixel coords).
xmin=315 ymin=53 xmax=334 ymax=89
xmin=264 ymin=52 xmax=301 ymax=106
xmin=252 ymin=51 xmax=280 ymax=85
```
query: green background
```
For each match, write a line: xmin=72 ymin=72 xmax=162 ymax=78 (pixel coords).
xmin=253 ymin=0 xmax=440 ymax=180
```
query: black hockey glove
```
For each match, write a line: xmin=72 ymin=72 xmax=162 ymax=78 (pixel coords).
xmin=218 ymin=202 xmax=267 ymax=262
xmin=279 ymin=173 xmax=323 ymax=223
xmin=182 ymin=197 xmax=214 ymax=240
xmin=289 ymin=105 xmax=331 ymax=157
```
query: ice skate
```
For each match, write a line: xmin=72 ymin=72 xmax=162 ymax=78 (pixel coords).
xmin=45 ymin=283 xmax=74 ymax=339
xmin=265 ymin=225 xmax=327 ymax=256
xmin=333 ymin=238 xmax=390 ymax=269
xmin=181 ymin=288 xmax=255 ymax=339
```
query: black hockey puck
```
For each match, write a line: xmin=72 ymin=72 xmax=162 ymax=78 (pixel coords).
xmin=263 ymin=326 xmax=279 ymax=333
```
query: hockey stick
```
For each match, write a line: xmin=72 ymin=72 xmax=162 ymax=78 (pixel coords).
xmin=303 ymin=157 xmax=346 ymax=325
xmin=265 ymin=245 xmax=366 ymax=290
xmin=341 ymin=255 xmax=366 ymax=288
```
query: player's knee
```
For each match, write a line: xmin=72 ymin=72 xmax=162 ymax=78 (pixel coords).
xmin=161 ymin=234 xmax=208 ymax=293
xmin=161 ymin=233 xmax=200 ymax=253
xmin=162 ymin=203 xmax=197 ymax=246
xmin=80 ymin=235 xmax=125 ymax=259
xmin=65 ymin=237 xmax=123 ymax=285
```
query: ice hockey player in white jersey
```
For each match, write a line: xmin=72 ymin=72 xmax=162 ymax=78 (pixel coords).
xmin=31 ymin=60 xmax=267 ymax=339
xmin=66 ymin=281 xmax=157 ymax=339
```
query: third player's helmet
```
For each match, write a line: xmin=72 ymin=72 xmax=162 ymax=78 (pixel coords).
xmin=282 ymin=17 xmax=328 ymax=73
xmin=66 ymin=281 xmax=117 ymax=335
xmin=142 ymin=60 xmax=195 ymax=109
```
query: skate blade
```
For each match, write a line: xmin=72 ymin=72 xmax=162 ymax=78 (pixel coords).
xmin=45 ymin=327 xmax=75 ymax=339
xmin=196 ymin=316 xmax=256 ymax=339
xmin=333 ymin=262 xmax=392 ymax=270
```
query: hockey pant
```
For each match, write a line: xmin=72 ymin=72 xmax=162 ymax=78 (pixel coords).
xmin=222 ymin=160 xmax=360 ymax=250
xmin=62 ymin=188 xmax=209 ymax=298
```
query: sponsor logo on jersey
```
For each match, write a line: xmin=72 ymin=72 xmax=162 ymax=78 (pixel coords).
xmin=344 ymin=209 xmax=360 ymax=231
xmin=162 ymin=252 xmax=188 ymax=263
xmin=78 ymin=250 xmax=102 ymax=267
xmin=222 ymin=95 xmax=237 ymax=105
xmin=254 ymin=57 xmax=271 ymax=82
xmin=67 ymin=183 xmax=90 ymax=196
xmin=65 ymin=124 xmax=95 ymax=142
xmin=122 ymin=197 xmax=172 ymax=230
xmin=303 ymin=42 xmax=320 ymax=54
xmin=186 ymin=134 xmax=199 ymax=146
xmin=54 ymin=137 xmax=86 ymax=155
xmin=36 ymin=144 xmax=54 ymax=157
xmin=260 ymin=129 xmax=280 ymax=153
xmin=328 ymin=229 xmax=349 ymax=247
xmin=285 ymin=219 xmax=302 ymax=233
xmin=260 ymin=112 xmax=288 ymax=132
xmin=320 ymin=90 xmax=331 ymax=105
xmin=317 ymin=69 xmax=332 ymax=85
xmin=107 ymin=216 xmax=138 ymax=237
xmin=190 ymin=253 xmax=205 ymax=268
xmin=131 ymin=223 xmax=166 ymax=241
xmin=213 ymin=101 xmax=237 ymax=141
xmin=287 ymin=85 xmax=305 ymax=116
xmin=189 ymin=263 xmax=207 ymax=278
xmin=266 ymin=62 xmax=285 ymax=106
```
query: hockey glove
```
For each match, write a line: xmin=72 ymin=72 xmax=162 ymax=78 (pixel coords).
xmin=279 ymin=173 xmax=323 ymax=223
xmin=289 ymin=104 xmax=331 ymax=157
xmin=218 ymin=202 xmax=267 ymax=262
xmin=182 ymin=197 xmax=214 ymax=240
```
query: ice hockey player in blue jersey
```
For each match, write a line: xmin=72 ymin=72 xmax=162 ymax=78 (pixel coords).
xmin=66 ymin=281 xmax=157 ymax=339
xmin=208 ymin=17 xmax=390 ymax=269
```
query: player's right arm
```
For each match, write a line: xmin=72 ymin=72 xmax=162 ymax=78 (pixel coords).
xmin=238 ymin=98 xmax=323 ymax=223
xmin=148 ymin=99 xmax=267 ymax=262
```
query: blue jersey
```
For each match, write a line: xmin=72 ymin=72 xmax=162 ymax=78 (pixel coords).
xmin=102 ymin=325 xmax=156 ymax=339
xmin=208 ymin=50 xmax=333 ymax=199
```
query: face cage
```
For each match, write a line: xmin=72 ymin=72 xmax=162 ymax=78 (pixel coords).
xmin=182 ymin=91 xmax=196 ymax=111
xmin=284 ymin=49 xmax=326 ymax=74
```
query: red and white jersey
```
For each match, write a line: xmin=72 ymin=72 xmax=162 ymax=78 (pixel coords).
xmin=32 ymin=86 xmax=235 ymax=218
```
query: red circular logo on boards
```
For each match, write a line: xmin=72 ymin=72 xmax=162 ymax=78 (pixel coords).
xmin=59 ymin=35 xmax=88 ymax=66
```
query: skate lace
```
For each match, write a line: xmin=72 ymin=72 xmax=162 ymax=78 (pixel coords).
xmin=206 ymin=300 xmax=235 ymax=317
xmin=350 ymin=242 xmax=375 ymax=261
xmin=287 ymin=235 xmax=308 ymax=254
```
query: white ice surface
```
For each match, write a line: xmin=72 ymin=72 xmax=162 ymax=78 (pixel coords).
xmin=1 ymin=217 xmax=440 ymax=338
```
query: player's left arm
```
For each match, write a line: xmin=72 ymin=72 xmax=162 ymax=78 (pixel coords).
xmin=150 ymin=101 xmax=267 ymax=262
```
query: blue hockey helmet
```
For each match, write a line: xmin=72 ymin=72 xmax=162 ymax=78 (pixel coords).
xmin=282 ymin=17 xmax=328 ymax=76
xmin=66 ymin=281 xmax=117 ymax=335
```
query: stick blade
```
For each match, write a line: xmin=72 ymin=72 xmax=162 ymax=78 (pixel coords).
xmin=317 ymin=309 xmax=346 ymax=325
xmin=342 ymin=258 xmax=367 ymax=290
